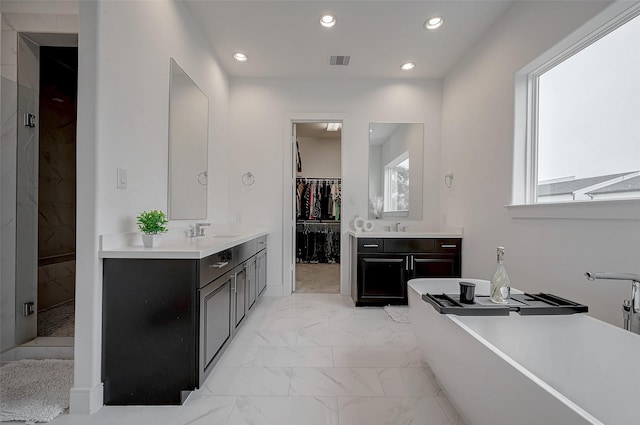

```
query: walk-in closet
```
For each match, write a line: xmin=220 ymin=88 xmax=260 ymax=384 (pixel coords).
xmin=294 ymin=123 xmax=341 ymax=293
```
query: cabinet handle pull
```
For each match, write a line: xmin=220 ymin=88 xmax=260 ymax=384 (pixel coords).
xmin=411 ymin=255 xmax=414 ymax=271
xmin=363 ymin=244 xmax=379 ymax=248
xmin=405 ymin=256 xmax=409 ymax=270
xmin=210 ymin=261 xmax=229 ymax=268
xmin=441 ymin=244 xmax=457 ymax=249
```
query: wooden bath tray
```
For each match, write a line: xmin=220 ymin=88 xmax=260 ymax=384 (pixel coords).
xmin=422 ymin=292 xmax=588 ymax=316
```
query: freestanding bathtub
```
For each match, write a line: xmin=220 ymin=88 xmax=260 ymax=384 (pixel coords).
xmin=408 ymin=278 xmax=640 ymax=425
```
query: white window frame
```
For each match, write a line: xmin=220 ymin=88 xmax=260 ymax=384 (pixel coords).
xmin=510 ymin=1 xmax=640 ymax=220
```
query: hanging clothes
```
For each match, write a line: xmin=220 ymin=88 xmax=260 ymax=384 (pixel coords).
xmin=296 ymin=178 xmax=341 ymax=220
xmin=296 ymin=140 xmax=303 ymax=173
xmin=295 ymin=178 xmax=342 ymax=264
xmin=296 ymin=222 xmax=341 ymax=264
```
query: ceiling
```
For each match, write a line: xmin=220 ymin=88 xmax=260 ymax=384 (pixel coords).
xmin=296 ymin=122 xmax=342 ymax=139
xmin=183 ymin=1 xmax=514 ymax=80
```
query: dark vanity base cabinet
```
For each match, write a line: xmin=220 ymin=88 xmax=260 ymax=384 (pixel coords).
xmin=102 ymin=236 xmax=268 ymax=406
xmin=358 ymin=255 xmax=408 ymax=306
xmin=102 ymin=259 xmax=198 ymax=405
xmin=351 ymin=237 xmax=462 ymax=307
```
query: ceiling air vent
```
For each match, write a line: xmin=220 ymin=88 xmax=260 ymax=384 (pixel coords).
xmin=329 ymin=56 xmax=351 ymax=66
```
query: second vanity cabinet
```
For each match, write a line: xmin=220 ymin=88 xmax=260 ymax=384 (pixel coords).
xmin=101 ymin=234 xmax=267 ymax=406
xmin=351 ymin=236 xmax=461 ymax=306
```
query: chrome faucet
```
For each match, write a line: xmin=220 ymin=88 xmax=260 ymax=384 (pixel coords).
xmin=585 ymin=272 xmax=640 ymax=334
xmin=194 ymin=222 xmax=211 ymax=237
xmin=392 ymin=222 xmax=401 ymax=232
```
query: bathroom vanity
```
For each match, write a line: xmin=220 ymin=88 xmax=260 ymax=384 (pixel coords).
xmin=99 ymin=229 xmax=267 ymax=405
xmin=350 ymin=231 xmax=462 ymax=306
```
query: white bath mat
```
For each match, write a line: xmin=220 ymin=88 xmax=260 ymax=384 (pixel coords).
xmin=0 ymin=359 xmax=73 ymax=423
xmin=384 ymin=305 xmax=411 ymax=323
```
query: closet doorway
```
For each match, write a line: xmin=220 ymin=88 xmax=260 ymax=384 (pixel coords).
xmin=293 ymin=123 xmax=342 ymax=294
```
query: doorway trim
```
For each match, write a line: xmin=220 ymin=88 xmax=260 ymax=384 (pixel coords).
xmin=282 ymin=113 xmax=347 ymax=296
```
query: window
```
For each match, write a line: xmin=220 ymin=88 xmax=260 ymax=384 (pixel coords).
xmin=384 ymin=151 xmax=409 ymax=213
xmin=519 ymin=6 xmax=640 ymax=205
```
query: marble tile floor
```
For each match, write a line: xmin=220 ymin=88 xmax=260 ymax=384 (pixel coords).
xmin=2 ymin=294 xmax=465 ymax=425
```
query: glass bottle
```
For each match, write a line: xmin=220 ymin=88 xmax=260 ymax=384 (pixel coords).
xmin=490 ymin=246 xmax=510 ymax=304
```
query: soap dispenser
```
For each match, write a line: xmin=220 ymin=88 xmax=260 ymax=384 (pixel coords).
xmin=490 ymin=246 xmax=511 ymax=304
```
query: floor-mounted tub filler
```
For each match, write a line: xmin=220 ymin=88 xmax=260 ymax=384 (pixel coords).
xmin=408 ymin=278 xmax=639 ymax=425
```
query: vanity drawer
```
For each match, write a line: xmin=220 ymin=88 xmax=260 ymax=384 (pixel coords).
xmin=234 ymin=240 xmax=258 ymax=265
xmin=256 ymin=235 xmax=267 ymax=251
xmin=199 ymin=250 xmax=233 ymax=287
xmin=357 ymin=238 xmax=384 ymax=253
xmin=384 ymin=238 xmax=436 ymax=253
xmin=435 ymin=239 xmax=462 ymax=253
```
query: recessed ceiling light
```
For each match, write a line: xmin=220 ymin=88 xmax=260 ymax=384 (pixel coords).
xmin=320 ymin=14 xmax=336 ymax=28
xmin=400 ymin=62 xmax=415 ymax=71
xmin=327 ymin=122 xmax=341 ymax=131
xmin=233 ymin=52 xmax=248 ymax=62
xmin=425 ymin=16 xmax=444 ymax=30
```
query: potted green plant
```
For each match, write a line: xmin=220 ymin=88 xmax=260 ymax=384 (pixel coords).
xmin=136 ymin=210 xmax=168 ymax=248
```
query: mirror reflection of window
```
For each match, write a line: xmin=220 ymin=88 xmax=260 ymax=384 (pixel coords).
xmin=368 ymin=123 xmax=423 ymax=220
xmin=384 ymin=152 xmax=409 ymax=212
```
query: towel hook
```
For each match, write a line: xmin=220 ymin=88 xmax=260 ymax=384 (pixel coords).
xmin=444 ymin=173 xmax=454 ymax=189
xmin=241 ymin=172 xmax=255 ymax=186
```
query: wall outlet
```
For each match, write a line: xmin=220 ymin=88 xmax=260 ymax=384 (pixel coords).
xmin=117 ymin=168 xmax=127 ymax=189
xmin=349 ymin=194 xmax=356 ymax=204
xmin=236 ymin=213 xmax=242 ymax=223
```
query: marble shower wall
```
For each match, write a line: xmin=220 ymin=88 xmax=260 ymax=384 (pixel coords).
xmin=0 ymin=10 xmax=78 ymax=353
xmin=38 ymin=260 xmax=75 ymax=311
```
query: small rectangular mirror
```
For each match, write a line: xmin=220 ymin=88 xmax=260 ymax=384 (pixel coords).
xmin=368 ymin=123 xmax=424 ymax=220
xmin=168 ymin=58 xmax=208 ymax=219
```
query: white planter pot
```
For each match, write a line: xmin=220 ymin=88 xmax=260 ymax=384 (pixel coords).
xmin=142 ymin=234 xmax=161 ymax=248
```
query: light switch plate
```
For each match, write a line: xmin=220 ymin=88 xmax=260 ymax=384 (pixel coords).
xmin=117 ymin=168 xmax=127 ymax=189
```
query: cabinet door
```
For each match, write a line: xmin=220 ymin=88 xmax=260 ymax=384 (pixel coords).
xmin=257 ymin=250 xmax=267 ymax=295
xmin=358 ymin=255 xmax=407 ymax=303
xmin=201 ymin=276 xmax=231 ymax=377
xmin=412 ymin=254 xmax=460 ymax=278
xmin=247 ymin=257 xmax=257 ymax=310
xmin=234 ymin=267 xmax=246 ymax=328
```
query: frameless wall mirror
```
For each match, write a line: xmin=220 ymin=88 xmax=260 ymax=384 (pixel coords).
xmin=168 ymin=58 xmax=208 ymax=219
xmin=368 ymin=123 xmax=424 ymax=220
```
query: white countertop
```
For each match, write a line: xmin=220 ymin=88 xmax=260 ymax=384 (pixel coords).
xmin=99 ymin=226 xmax=268 ymax=259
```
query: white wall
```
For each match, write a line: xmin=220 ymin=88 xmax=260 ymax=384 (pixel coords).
xmin=74 ymin=0 xmax=229 ymax=413
xmin=296 ymin=136 xmax=341 ymax=178
xmin=228 ymin=78 xmax=442 ymax=295
xmin=440 ymin=0 xmax=640 ymax=327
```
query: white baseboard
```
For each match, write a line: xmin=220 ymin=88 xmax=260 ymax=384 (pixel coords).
xmin=69 ymin=383 xmax=104 ymax=414
xmin=1 ymin=338 xmax=74 ymax=361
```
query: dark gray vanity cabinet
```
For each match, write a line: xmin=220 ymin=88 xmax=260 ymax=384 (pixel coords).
xmin=351 ymin=236 xmax=461 ymax=306
xmin=102 ymin=258 xmax=200 ymax=405
xmin=102 ymin=235 xmax=267 ymax=406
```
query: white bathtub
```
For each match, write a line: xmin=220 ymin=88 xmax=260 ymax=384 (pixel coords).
xmin=408 ymin=278 xmax=640 ymax=425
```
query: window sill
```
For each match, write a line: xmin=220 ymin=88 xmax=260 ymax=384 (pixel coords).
xmin=506 ymin=199 xmax=640 ymax=220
